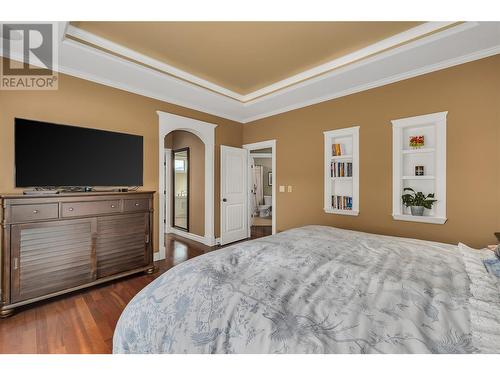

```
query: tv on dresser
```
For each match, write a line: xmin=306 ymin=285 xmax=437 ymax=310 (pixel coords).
xmin=15 ymin=118 xmax=143 ymax=189
xmin=1 ymin=119 xmax=153 ymax=318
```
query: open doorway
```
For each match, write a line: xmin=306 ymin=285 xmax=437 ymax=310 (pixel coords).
xmin=158 ymin=111 xmax=217 ymax=260
xmin=243 ymin=140 xmax=276 ymax=237
xmin=164 ymin=131 xmax=204 ymax=238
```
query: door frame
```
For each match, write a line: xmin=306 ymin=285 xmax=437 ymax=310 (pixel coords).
xmin=158 ymin=111 xmax=217 ymax=261
xmin=171 ymin=147 xmax=190 ymax=232
xmin=243 ymin=139 xmax=276 ymax=236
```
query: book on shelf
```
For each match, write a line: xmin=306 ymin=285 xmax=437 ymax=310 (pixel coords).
xmin=332 ymin=195 xmax=353 ymax=210
xmin=332 ymin=143 xmax=345 ymax=156
xmin=331 ymin=161 xmax=353 ymax=177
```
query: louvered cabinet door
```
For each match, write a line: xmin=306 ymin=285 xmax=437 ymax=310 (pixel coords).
xmin=96 ymin=213 xmax=149 ymax=278
xmin=10 ymin=219 xmax=95 ymax=303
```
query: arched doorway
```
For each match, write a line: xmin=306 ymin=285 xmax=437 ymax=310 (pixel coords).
xmin=157 ymin=111 xmax=217 ymax=260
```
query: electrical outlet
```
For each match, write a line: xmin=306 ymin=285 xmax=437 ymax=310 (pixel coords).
xmin=279 ymin=185 xmax=285 ymax=193
xmin=288 ymin=185 xmax=293 ymax=193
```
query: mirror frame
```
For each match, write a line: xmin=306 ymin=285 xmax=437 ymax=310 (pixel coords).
xmin=172 ymin=147 xmax=190 ymax=232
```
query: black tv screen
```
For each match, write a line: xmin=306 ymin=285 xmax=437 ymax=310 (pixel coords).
xmin=15 ymin=118 xmax=143 ymax=187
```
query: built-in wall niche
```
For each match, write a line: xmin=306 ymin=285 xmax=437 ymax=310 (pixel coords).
xmin=391 ymin=111 xmax=447 ymax=224
xmin=323 ymin=126 xmax=359 ymax=216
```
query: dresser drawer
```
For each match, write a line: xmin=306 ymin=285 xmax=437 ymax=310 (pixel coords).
xmin=11 ymin=203 xmax=59 ymax=222
xmin=123 ymin=198 xmax=149 ymax=212
xmin=61 ymin=200 xmax=121 ymax=217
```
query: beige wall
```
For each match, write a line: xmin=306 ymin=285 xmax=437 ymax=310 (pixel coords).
xmin=243 ymin=55 xmax=500 ymax=248
xmin=165 ymin=130 xmax=205 ymax=237
xmin=0 ymin=67 xmax=243 ymax=252
xmin=2 ymin=56 xmax=498 ymax=250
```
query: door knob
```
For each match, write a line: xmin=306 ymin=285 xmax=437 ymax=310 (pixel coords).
xmin=222 ymin=198 xmax=227 ymax=202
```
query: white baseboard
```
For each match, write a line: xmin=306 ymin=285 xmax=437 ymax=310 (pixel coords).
xmin=167 ymin=227 xmax=215 ymax=247
xmin=153 ymin=251 xmax=164 ymax=261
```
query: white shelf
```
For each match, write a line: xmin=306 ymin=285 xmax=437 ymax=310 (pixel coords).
xmin=390 ymin=111 xmax=447 ymax=225
xmin=324 ymin=126 xmax=359 ymax=215
xmin=402 ymin=175 xmax=435 ymax=180
xmin=325 ymin=208 xmax=359 ymax=216
xmin=332 ymin=177 xmax=353 ymax=181
xmin=331 ymin=154 xmax=353 ymax=160
xmin=402 ymin=148 xmax=435 ymax=154
xmin=392 ymin=214 xmax=447 ymax=224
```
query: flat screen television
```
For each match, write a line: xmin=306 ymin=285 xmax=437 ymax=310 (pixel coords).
xmin=15 ymin=118 xmax=143 ymax=187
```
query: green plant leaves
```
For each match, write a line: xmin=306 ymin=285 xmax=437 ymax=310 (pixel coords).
xmin=401 ymin=189 xmax=437 ymax=209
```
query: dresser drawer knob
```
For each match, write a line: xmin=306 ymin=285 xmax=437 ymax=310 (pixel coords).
xmin=111 ymin=205 xmax=116 ymax=208
xmin=32 ymin=209 xmax=39 ymax=214
xmin=135 ymin=203 xmax=140 ymax=206
xmin=68 ymin=207 xmax=74 ymax=211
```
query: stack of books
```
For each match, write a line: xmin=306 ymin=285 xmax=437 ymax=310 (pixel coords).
xmin=331 ymin=162 xmax=353 ymax=177
xmin=332 ymin=195 xmax=353 ymax=210
xmin=332 ymin=143 xmax=346 ymax=156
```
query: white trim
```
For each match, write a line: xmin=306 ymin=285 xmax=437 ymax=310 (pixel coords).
xmin=391 ymin=111 xmax=448 ymax=128
xmin=65 ymin=22 xmax=454 ymax=103
xmin=163 ymin=148 xmax=171 ymax=251
xmin=168 ymin=227 xmax=212 ymax=245
xmin=56 ymin=38 xmax=243 ymax=122
xmin=392 ymin=214 xmax=447 ymax=225
xmin=66 ymin=24 xmax=244 ymax=101
xmin=158 ymin=111 xmax=217 ymax=260
xmin=250 ymin=153 xmax=272 ymax=159
xmin=324 ymin=209 xmax=360 ymax=216
xmin=324 ymin=126 xmax=360 ymax=216
xmin=243 ymin=140 xmax=277 ymax=235
xmin=390 ymin=111 xmax=447 ymax=225
xmin=4 ymin=22 xmax=495 ymax=123
xmin=240 ymin=39 xmax=500 ymax=122
xmin=240 ymin=22 xmax=456 ymax=102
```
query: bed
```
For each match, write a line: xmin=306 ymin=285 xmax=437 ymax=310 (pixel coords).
xmin=113 ymin=226 xmax=500 ymax=354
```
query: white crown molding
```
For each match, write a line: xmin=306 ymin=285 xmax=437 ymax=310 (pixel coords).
xmin=238 ymin=22 xmax=500 ymax=122
xmin=240 ymin=22 xmax=457 ymax=102
xmin=65 ymin=22 xmax=455 ymax=103
xmin=57 ymin=37 xmax=244 ymax=122
xmin=1 ymin=22 xmax=499 ymax=124
xmin=240 ymin=43 xmax=500 ymax=123
xmin=65 ymin=24 xmax=245 ymax=101
xmin=243 ymin=22 xmax=479 ymax=107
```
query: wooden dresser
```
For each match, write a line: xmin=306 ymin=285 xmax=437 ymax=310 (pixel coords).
xmin=0 ymin=191 xmax=155 ymax=317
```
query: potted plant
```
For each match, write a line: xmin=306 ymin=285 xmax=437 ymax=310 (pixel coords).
xmin=401 ymin=188 xmax=437 ymax=216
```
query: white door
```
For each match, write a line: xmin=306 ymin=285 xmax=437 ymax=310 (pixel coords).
xmin=220 ymin=145 xmax=248 ymax=245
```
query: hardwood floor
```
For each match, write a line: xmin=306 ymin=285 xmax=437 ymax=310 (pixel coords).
xmin=251 ymin=225 xmax=272 ymax=238
xmin=0 ymin=229 xmax=271 ymax=354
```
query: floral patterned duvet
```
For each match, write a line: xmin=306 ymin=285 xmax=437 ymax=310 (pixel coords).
xmin=113 ymin=226 xmax=500 ymax=354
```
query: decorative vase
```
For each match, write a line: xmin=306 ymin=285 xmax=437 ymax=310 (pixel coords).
xmin=410 ymin=206 xmax=424 ymax=216
xmin=409 ymin=135 xmax=425 ymax=148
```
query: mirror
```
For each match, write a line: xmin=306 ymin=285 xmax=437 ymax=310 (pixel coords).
xmin=172 ymin=148 xmax=189 ymax=231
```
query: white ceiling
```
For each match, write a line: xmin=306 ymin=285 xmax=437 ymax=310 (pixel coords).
xmin=2 ymin=21 xmax=500 ymax=123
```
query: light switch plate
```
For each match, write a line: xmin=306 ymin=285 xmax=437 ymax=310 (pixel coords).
xmin=288 ymin=185 xmax=293 ymax=192
xmin=279 ymin=185 xmax=285 ymax=193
